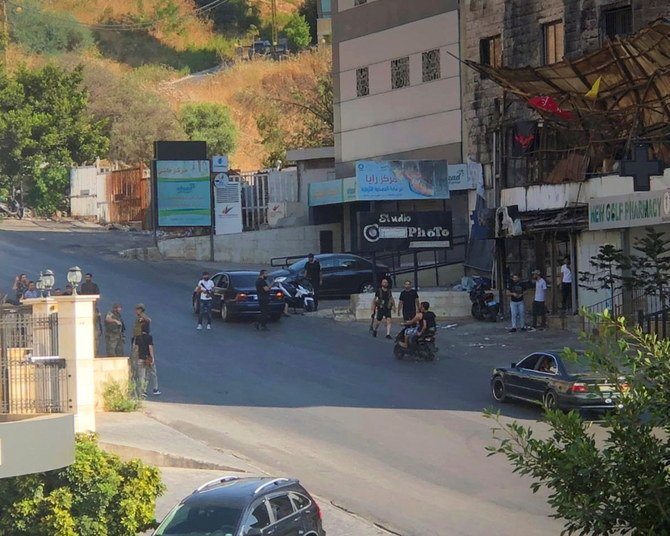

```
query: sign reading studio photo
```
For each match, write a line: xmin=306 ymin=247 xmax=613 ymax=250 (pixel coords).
xmin=359 ymin=211 xmax=453 ymax=251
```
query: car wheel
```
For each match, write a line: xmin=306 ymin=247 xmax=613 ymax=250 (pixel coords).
xmin=544 ymin=390 xmax=559 ymax=410
xmin=359 ymin=283 xmax=375 ymax=293
xmin=220 ymin=302 xmax=231 ymax=322
xmin=393 ymin=343 xmax=404 ymax=360
xmin=492 ymin=377 xmax=507 ymax=402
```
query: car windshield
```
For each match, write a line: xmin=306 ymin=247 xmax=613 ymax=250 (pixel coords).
xmin=154 ymin=503 xmax=243 ymax=536
xmin=287 ymin=258 xmax=309 ymax=271
xmin=230 ymin=274 xmax=259 ymax=288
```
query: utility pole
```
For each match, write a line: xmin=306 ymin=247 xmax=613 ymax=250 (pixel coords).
xmin=270 ymin=0 xmax=277 ymax=57
xmin=1 ymin=0 xmax=8 ymax=68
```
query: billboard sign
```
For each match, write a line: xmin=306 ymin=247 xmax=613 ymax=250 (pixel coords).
xmin=213 ymin=174 xmax=243 ymax=235
xmin=356 ymin=160 xmax=450 ymax=201
xmin=447 ymin=164 xmax=475 ymax=190
xmin=359 ymin=211 xmax=453 ymax=251
xmin=156 ymin=160 xmax=211 ymax=227
xmin=308 ymin=180 xmax=343 ymax=206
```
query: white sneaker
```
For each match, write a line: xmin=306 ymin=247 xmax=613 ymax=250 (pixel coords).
xmin=206 ymin=324 xmax=211 ymax=330
xmin=197 ymin=324 xmax=202 ymax=330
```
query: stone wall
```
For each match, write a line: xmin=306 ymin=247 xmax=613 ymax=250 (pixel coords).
xmin=350 ymin=290 xmax=472 ymax=319
xmin=93 ymin=357 xmax=131 ymax=411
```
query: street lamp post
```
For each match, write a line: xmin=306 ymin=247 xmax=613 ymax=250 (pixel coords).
xmin=35 ymin=276 xmax=45 ymax=298
xmin=41 ymin=269 xmax=55 ymax=296
xmin=67 ymin=266 xmax=82 ymax=295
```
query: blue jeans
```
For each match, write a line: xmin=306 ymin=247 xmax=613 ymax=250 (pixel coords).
xmin=510 ymin=300 xmax=525 ymax=329
xmin=198 ymin=299 xmax=212 ymax=326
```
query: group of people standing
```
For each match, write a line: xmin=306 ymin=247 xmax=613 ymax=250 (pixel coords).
xmin=506 ymin=257 xmax=573 ymax=333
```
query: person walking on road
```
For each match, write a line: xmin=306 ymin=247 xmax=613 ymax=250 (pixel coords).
xmin=195 ymin=271 xmax=215 ymax=330
xmin=371 ymin=278 xmax=395 ymax=339
xmin=531 ymin=270 xmax=547 ymax=330
xmin=304 ymin=253 xmax=322 ymax=311
xmin=560 ymin=257 xmax=573 ymax=312
xmin=104 ymin=303 xmax=125 ymax=356
xmin=255 ymin=270 xmax=271 ymax=331
xmin=398 ymin=280 xmax=420 ymax=322
xmin=507 ymin=273 xmax=526 ymax=333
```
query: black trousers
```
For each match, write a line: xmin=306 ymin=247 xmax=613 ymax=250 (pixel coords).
xmin=532 ymin=300 xmax=546 ymax=328
xmin=258 ymin=301 xmax=270 ymax=327
xmin=561 ymin=282 xmax=572 ymax=309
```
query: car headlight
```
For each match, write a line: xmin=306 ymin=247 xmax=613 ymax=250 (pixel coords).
xmin=273 ymin=277 xmax=286 ymax=283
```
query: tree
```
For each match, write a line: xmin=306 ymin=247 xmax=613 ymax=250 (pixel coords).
xmin=625 ymin=226 xmax=670 ymax=311
xmin=195 ymin=0 xmax=260 ymax=35
xmin=179 ymin=102 xmax=238 ymax=157
xmin=485 ymin=311 xmax=670 ymax=535
xmin=298 ymin=0 xmax=318 ymax=45
xmin=0 ymin=64 xmax=108 ymax=214
xmin=0 ymin=433 xmax=165 ymax=535
xmin=283 ymin=13 xmax=311 ymax=52
xmin=578 ymin=244 xmax=624 ymax=309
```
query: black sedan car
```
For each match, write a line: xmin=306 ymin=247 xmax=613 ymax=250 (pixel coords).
xmin=491 ymin=351 xmax=627 ymax=412
xmin=192 ymin=271 xmax=285 ymax=322
xmin=270 ymin=254 xmax=391 ymax=297
xmin=153 ymin=476 xmax=326 ymax=536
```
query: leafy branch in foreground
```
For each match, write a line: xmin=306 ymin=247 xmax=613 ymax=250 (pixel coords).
xmin=484 ymin=310 xmax=670 ymax=535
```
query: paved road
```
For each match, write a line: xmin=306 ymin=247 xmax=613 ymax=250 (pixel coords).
xmin=0 ymin=221 xmax=579 ymax=536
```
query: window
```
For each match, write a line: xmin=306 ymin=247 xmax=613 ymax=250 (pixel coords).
xmin=391 ymin=57 xmax=410 ymax=89
xmin=479 ymin=35 xmax=502 ymax=68
xmin=356 ymin=67 xmax=369 ymax=97
xmin=422 ymin=49 xmax=441 ymax=82
xmin=602 ymin=5 xmax=633 ymax=40
xmin=268 ymin=495 xmax=295 ymax=522
xmin=537 ymin=356 xmax=558 ymax=374
xmin=543 ymin=20 xmax=564 ymax=64
xmin=245 ymin=503 xmax=271 ymax=530
xmin=517 ymin=353 xmax=542 ymax=370
xmin=290 ymin=493 xmax=311 ymax=511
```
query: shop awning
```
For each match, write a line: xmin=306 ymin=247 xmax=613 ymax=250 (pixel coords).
xmin=519 ymin=206 xmax=588 ymax=233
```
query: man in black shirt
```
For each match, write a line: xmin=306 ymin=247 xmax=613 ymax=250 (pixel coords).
xmin=371 ymin=278 xmax=395 ymax=339
xmin=80 ymin=273 xmax=100 ymax=295
xmin=133 ymin=323 xmax=160 ymax=398
xmin=304 ymin=253 xmax=322 ymax=311
xmin=507 ymin=273 xmax=526 ymax=333
xmin=398 ymin=280 xmax=420 ymax=322
xmin=255 ymin=270 xmax=271 ymax=331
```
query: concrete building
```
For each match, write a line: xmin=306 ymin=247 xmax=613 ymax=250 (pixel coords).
xmin=317 ymin=0 xmax=332 ymax=44
xmin=462 ymin=1 xmax=670 ymax=314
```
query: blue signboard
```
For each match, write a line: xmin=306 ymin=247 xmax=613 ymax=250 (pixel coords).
xmin=356 ymin=160 xmax=450 ymax=201
xmin=308 ymin=180 xmax=343 ymax=206
xmin=156 ymin=160 xmax=211 ymax=226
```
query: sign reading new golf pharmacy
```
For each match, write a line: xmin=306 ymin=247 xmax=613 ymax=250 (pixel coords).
xmin=588 ymin=189 xmax=670 ymax=230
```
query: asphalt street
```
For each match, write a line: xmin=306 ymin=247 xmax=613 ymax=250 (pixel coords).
xmin=0 ymin=220 xmax=582 ymax=536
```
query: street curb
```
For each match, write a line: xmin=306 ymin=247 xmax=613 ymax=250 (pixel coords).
xmin=119 ymin=247 xmax=163 ymax=261
xmin=99 ymin=441 xmax=247 ymax=473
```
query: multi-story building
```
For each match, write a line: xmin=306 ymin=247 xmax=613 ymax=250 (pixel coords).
xmin=316 ymin=0 xmax=332 ymax=44
xmin=463 ymin=0 xmax=670 ymax=314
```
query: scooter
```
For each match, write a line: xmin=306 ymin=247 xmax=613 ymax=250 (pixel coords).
xmin=274 ymin=276 xmax=316 ymax=313
xmin=393 ymin=326 xmax=438 ymax=361
xmin=469 ymin=277 xmax=499 ymax=322
xmin=0 ymin=194 xmax=24 ymax=219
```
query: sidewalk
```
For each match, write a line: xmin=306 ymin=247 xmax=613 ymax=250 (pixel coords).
xmin=97 ymin=411 xmax=391 ymax=536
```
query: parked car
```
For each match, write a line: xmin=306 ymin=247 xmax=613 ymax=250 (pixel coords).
xmin=270 ymin=254 xmax=391 ymax=297
xmin=192 ymin=271 xmax=285 ymax=322
xmin=152 ymin=476 xmax=326 ymax=536
xmin=490 ymin=350 xmax=627 ymax=412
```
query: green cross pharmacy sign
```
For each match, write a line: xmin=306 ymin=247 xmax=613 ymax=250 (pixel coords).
xmin=588 ymin=190 xmax=670 ymax=230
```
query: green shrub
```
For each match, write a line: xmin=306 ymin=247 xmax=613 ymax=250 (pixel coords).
xmin=0 ymin=433 xmax=165 ymax=536
xmin=284 ymin=13 xmax=311 ymax=52
xmin=180 ymin=102 xmax=238 ymax=157
xmin=102 ymin=379 xmax=141 ymax=412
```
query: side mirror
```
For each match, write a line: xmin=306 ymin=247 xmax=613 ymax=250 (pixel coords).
xmin=245 ymin=529 xmax=262 ymax=536
xmin=511 ymin=362 xmax=517 ymax=368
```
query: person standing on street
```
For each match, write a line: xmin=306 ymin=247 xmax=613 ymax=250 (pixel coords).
xmin=22 ymin=281 xmax=40 ymax=299
xmin=507 ymin=273 xmax=526 ymax=333
xmin=560 ymin=257 xmax=573 ymax=311
xmin=371 ymin=278 xmax=395 ymax=339
xmin=398 ymin=280 xmax=420 ymax=322
xmin=304 ymin=253 xmax=322 ymax=311
xmin=12 ymin=274 xmax=28 ymax=303
xmin=531 ymin=270 xmax=547 ymax=330
xmin=80 ymin=273 xmax=100 ymax=295
xmin=255 ymin=270 xmax=271 ymax=331
xmin=195 ymin=271 xmax=215 ymax=330
xmin=104 ymin=303 xmax=125 ymax=356
xmin=131 ymin=304 xmax=160 ymax=396
xmin=133 ymin=323 xmax=159 ymax=398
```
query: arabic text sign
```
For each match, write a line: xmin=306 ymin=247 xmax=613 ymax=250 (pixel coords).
xmin=588 ymin=190 xmax=670 ymax=230
xmin=156 ymin=160 xmax=211 ymax=227
xmin=214 ymin=175 xmax=242 ymax=235
xmin=308 ymin=180 xmax=343 ymax=206
xmin=356 ymin=160 xmax=450 ymax=201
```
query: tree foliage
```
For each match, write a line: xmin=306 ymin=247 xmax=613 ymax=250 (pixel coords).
xmin=283 ymin=13 xmax=311 ymax=51
xmin=0 ymin=64 xmax=108 ymax=214
xmin=298 ymin=0 xmax=318 ymax=45
xmin=195 ymin=0 xmax=260 ymax=35
xmin=626 ymin=227 xmax=670 ymax=310
xmin=0 ymin=433 xmax=165 ymax=536
xmin=179 ymin=102 xmax=238 ymax=157
xmin=578 ymin=244 xmax=624 ymax=305
xmin=485 ymin=311 xmax=670 ymax=535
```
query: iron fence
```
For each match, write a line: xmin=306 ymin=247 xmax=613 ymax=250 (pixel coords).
xmin=0 ymin=312 xmax=68 ymax=414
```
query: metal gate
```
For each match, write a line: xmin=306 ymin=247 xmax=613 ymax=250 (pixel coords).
xmin=107 ymin=165 xmax=151 ymax=228
xmin=0 ymin=311 xmax=68 ymax=414
xmin=229 ymin=172 xmax=269 ymax=230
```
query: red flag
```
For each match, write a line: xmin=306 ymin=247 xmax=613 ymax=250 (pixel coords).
xmin=528 ymin=96 xmax=574 ymax=121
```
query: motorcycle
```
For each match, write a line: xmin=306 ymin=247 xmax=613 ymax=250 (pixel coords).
xmin=393 ymin=326 xmax=438 ymax=361
xmin=469 ymin=277 xmax=499 ymax=322
xmin=273 ymin=275 xmax=316 ymax=313
xmin=0 ymin=194 xmax=24 ymax=219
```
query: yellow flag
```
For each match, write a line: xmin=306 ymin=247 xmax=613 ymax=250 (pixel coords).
xmin=585 ymin=76 xmax=602 ymax=99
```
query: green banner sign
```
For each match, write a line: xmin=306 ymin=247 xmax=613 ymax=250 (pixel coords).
xmin=588 ymin=190 xmax=670 ymax=230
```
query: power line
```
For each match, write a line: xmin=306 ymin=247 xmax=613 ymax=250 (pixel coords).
xmin=5 ymin=0 xmax=231 ymax=32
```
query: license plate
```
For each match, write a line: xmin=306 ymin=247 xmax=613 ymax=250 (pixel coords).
xmin=598 ymin=385 xmax=612 ymax=393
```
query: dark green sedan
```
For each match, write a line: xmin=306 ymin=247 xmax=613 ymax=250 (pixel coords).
xmin=491 ymin=351 xmax=627 ymax=412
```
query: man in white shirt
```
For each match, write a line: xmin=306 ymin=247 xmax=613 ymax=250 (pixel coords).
xmin=560 ymin=257 xmax=573 ymax=311
xmin=531 ymin=270 xmax=547 ymax=330
xmin=195 ymin=271 xmax=215 ymax=330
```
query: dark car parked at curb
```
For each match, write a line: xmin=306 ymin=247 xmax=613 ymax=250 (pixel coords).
xmin=153 ymin=476 xmax=326 ymax=536
xmin=491 ymin=350 xmax=627 ymax=412
xmin=192 ymin=271 xmax=285 ymax=322
xmin=270 ymin=254 xmax=391 ymax=297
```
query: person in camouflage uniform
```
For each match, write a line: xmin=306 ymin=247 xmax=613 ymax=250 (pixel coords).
xmin=104 ymin=303 xmax=125 ymax=356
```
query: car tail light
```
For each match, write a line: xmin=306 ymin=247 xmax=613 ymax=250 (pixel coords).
xmin=235 ymin=292 xmax=248 ymax=302
xmin=570 ymin=383 xmax=589 ymax=393
xmin=619 ymin=383 xmax=630 ymax=392
xmin=314 ymin=498 xmax=322 ymax=521
xmin=275 ymin=291 xmax=283 ymax=299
